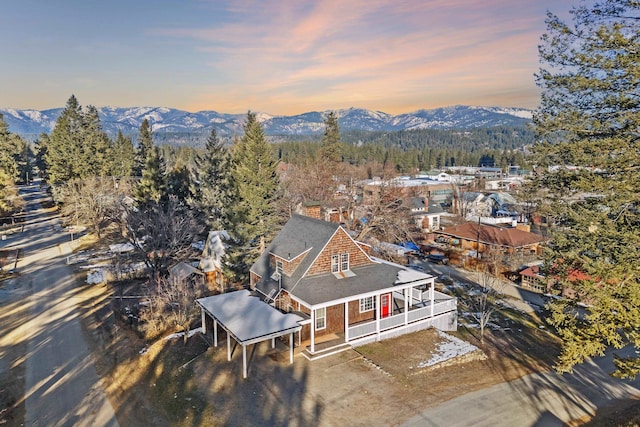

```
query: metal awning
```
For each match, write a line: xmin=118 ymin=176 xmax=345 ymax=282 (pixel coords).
xmin=196 ymin=290 xmax=303 ymax=378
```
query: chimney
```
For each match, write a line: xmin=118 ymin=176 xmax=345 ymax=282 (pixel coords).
xmin=302 ymin=202 xmax=322 ymax=220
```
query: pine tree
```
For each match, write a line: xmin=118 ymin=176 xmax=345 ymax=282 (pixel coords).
xmin=112 ymin=131 xmax=135 ymax=178
xmin=320 ymin=111 xmax=342 ymax=162
xmin=532 ymin=0 xmax=640 ymax=377
xmin=135 ymin=145 xmax=166 ymax=205
xmin=136 ymin=118 xmax=153 ymax=176
xmin=0 ymin=113 xmax=27 ymax=182
xmin=191 ymin=128 xmax=234 ymax=230
xmin=34 ymin=133 xmax=50 ymax=182
xmin=0 ymin=114 xmax=27 ymax=214
xmin=166 ymin=164 xmax=192 ymax=204
xmin=45 ymin=95 xmax=84 ymax=184
xmin=82 ymin=105 xmax=113 ymax=177
xmin=226 ymin=112 xmax=280 ymax=283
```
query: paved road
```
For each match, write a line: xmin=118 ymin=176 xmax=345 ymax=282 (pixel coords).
xmin=403 ymin=345 xmax=640 ymax=426
xmin=2 ymin=184 xmax=119 ymax=427
xmin=410 ymin=258 xmax=547 ymax=313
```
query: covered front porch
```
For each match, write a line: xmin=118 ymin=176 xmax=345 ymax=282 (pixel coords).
xmin=306 ymin=281 xmax=457 ymax=355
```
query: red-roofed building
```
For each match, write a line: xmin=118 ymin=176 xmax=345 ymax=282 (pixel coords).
xmin=436 ymin=222 xmax=547 ymax=255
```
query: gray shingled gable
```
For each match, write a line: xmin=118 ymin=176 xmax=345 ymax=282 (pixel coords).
xmin=251 ymin=214 xmax=342 ymax=297
xmin=251 ymin=214 xmax=432 ymax=307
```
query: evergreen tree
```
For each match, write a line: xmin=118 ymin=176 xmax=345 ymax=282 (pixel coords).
xmin=82 ymin=105 xmax=113 ymax=177
xmin=135 ymin=145 xmax=166 ymax=205
xmin=34 ymin=133 xmax=50 ymax=182
xmin=136 ymin=118 xmax=153 ymax=176
xmin=0 ymin=113 xmax=27 ymax=183
xmin=226 ymin=112 xmax=279 ymax=283
xmin=166 ymin=164 xmax=192 ymax=205
xmin=112 ymin=130 xmax=135 ymax=178
xmin=191 ymin=128 xmax=234 ymax=230
xmin=532 ymin=0 xmax=640 ymax=377
xmin=43 ymin=95 xmax=113 ymax=185
xmin=320 ymin=111 xmax=342 ymax=162
xmin=0 ymin=114 xmax=28 ymax=214
xmin=45 ymin=95 xmax=84 ymax=184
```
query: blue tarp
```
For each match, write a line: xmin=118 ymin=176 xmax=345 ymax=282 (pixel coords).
xmin=400 ymin=242 xmax=420 ymax=251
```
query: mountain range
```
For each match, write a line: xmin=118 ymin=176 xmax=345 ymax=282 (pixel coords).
xmin=0 ymin=105 xmax=532 ymax=142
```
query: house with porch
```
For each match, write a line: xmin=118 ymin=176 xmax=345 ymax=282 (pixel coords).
xmin=249 ymin=214 xmax=457 ymax=358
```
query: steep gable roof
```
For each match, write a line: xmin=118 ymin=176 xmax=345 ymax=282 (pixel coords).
xmin=251 ymin=214 xmax=344 ymax=297
xmin=267 ymin=214 xmax=340 ymax=261
xmin=251 ymin=214 xmax=431 ymax=306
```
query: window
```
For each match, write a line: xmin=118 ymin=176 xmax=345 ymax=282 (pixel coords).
xmin=331 ymin=255 xmax=340 ymax=273
xmin=276 ymin=260 xmax=283 ymax=276
xmin=315 ymin=307 xmax=326 ymax=330
xmin=359 ymin=296 xmax=374 ymax=313
xmin=332 ymin=252 xmax=350 ymax=273
xmin=341 ymin=253 xmax=350 ymax=271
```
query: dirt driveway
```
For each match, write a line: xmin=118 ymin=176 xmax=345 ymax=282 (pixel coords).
xmin=186 ymin=327 xmax=539 ymax=427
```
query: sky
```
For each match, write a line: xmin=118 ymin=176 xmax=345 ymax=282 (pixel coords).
xmin=1 ymin=0 xmax=574 ymax=115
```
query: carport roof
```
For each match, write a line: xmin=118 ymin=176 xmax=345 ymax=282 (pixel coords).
xmin=196 ymin=290 xmax=303 ymax=345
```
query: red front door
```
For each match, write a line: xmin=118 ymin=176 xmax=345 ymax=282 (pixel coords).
xmin=381 ymin=293 xmax=391 ymax=318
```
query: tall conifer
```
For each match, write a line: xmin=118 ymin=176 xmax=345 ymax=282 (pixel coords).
xmin=191 ymin=128 xmax=234 ymax=230
xmin=226 ymin=112 xmax=279 ymax=283
xmin=532 ymin=0 xmax=640 ymax=377
xmin=136 ymin=118 xmax=153 ymax=176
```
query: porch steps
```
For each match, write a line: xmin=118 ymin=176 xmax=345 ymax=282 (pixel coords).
xmin=301 ymin=343 xmax=352 ymax=361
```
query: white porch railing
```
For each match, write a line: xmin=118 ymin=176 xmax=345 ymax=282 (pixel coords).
xmin=347 ymin=294 xmax=457 ymax=342
xmin=393 ymin=287 xmax=423 ymax=303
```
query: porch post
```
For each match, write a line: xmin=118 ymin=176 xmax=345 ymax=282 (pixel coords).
xmin=376 ymin=293 xmax=381 ymax=341
xmin=430 ymin=279 xmax=435 ymax=318
xmin=310 ymin=309 xmax=315 ymax=353
xmin=242 ymin=344 xmax=247 ymax=379
xmin=289 ymin=332 xmax=294 ymax=364
xmin=227 ymin=333 xmax=231 ymax=361
xmin=201 ymin=308 xmax=207 ymax=335
xmin=272 ymin=338 xmax=275 ymax=349
xmin=404 ymin=287 xmax=409 ymax=325
xmin=344 ymin=301 xmax=349 ymax=342
xmin=214 ymin=319 xmax=218 ymax=347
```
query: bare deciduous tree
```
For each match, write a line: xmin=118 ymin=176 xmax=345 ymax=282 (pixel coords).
xmin=120 ymin=195 xmax=204 ymax=276
xmin=466 ymin=272 xmax=504 ymax=343
xmin=141 ymin=273 xmax=206 ymax=343
xmin=58 ymin=176 xmax=132 ymax=238
xmin=352 ymin=181 xmax=416 ymax=243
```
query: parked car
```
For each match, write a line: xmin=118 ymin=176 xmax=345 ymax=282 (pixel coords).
xmin=426 ymin=253 xmax=449 ymax=265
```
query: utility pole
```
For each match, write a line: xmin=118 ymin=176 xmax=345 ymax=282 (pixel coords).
xmin=476 ymin=214 xmax=481 ymax=273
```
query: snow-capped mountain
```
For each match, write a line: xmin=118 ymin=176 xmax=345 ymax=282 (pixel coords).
xmin=0 ymin=105 xmax=532 ymax=141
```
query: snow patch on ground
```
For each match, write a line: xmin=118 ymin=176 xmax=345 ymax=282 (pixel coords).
xmin=164 ymin=327 xmax=203 ymax=341
xmin=415 ymin=330 xmax=478 ymax=369
xmin=86 ymin=269 xmax=107 ymax=284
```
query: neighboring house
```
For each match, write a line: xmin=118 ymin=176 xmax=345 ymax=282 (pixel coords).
xmin=250 ymin=214 xmax=457 ymax=358
xmin=519 ymin=265 xmax=547 ymax=293
xmin=362 ymin=176 xmax=454 ymax=204
xmin=198 ymin=230 xmax=230 ymax=291
xmin=519 ymin=264 xmax=589 ymax=297
xmin=436 ymin=222 xmax=547 ymax=256
xmin=409 ymin=197 xmax=443 ymax=232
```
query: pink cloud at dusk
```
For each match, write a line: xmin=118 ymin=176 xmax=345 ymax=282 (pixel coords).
xmin=1 ymin=0 xmax=569 ymax=113
xmin=161 ymin=0 xmax=558 ymax=114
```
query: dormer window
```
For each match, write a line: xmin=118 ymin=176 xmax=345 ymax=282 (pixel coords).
xmin=332 ymin=253 xmax=350 ymax=273
xmin=341 ymin=253 xmax=349 ymax=271
xmin=332 ymin=252 xmax=354 ymax=278
xmin=331 ymin=254 xmax=340 ymax=273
